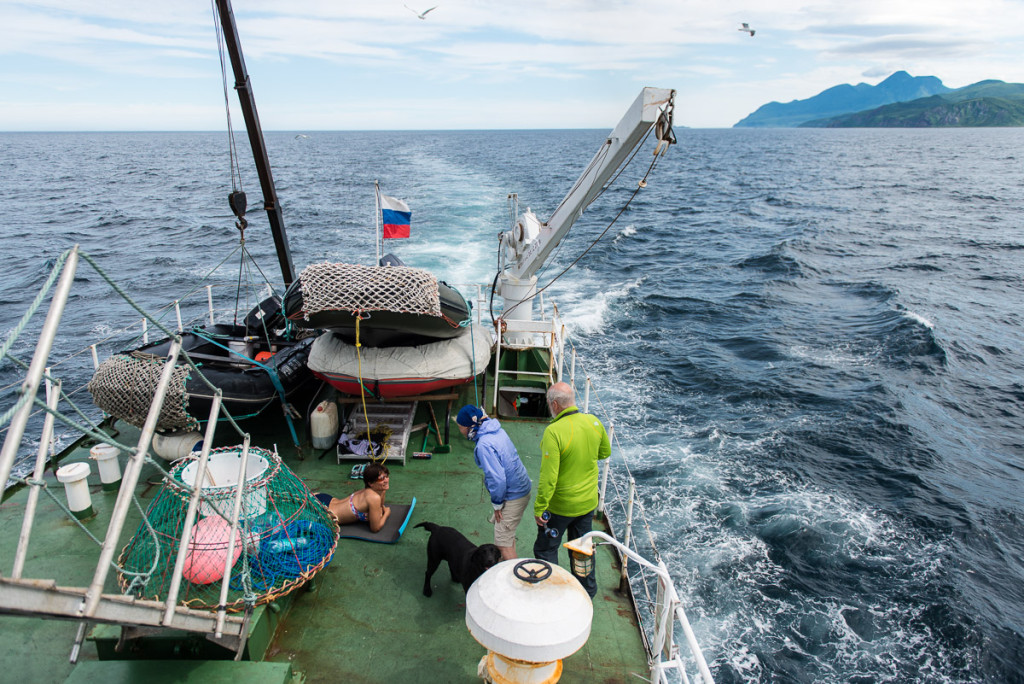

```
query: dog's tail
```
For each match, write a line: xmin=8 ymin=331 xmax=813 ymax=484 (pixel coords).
xmin=414 ymin=521 xmax=439 ymax=533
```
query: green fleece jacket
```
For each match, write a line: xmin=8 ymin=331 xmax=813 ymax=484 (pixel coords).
xmin=534 ymin=407 xmax=611 ymax=518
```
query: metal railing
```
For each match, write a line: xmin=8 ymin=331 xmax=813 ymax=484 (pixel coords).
xmin=0 ymin=247 xmax=251 ymax=655
xmin=495 ymin=296 xmax=715 ymax=684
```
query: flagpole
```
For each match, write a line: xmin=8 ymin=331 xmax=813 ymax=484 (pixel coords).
xmin=374 ymin=180 xmax=382 ymax=265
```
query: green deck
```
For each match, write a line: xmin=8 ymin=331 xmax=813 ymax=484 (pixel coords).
xmin=0 ymin=384 xmax=650 ymax=683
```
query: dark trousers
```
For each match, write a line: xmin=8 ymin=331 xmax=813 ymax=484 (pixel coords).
xmin=533 ymin=509 xmax=597 ymax=598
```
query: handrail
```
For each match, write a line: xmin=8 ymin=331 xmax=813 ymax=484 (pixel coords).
xmin=496 ymin=296 xmax=714 ymax=683
xmin=83 ymin=338 xmax=184 ymax=617
xmin=570 ymin=531 xmax=714 ymax=684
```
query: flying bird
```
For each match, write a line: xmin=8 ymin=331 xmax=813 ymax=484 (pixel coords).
xmin=405 ymin=5 xmax=438 ymax=19
xmin=739 ymin=22 xmax=755 ymax=37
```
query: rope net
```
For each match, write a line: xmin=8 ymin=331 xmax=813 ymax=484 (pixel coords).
xmin=117 ymin=446 xmax=338 ymax=611
xmin=296 ymin=262 xmax=441 ymax=318
xmin=87 ymin=353 xmax=197 ymax=432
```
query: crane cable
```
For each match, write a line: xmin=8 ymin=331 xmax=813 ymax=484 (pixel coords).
xmin=502 ymin=123 xmax=667 ymax=320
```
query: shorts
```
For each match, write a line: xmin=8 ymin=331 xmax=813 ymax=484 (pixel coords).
xmin=493 ymin=493 xmax=530 ymax=547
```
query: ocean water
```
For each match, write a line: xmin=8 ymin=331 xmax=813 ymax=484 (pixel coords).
xmin=2 ymin=127 xmax=1023 ymax=682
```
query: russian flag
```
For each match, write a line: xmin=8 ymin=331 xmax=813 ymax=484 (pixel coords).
xmin=380 ymin=194 xmax=411 ymax=239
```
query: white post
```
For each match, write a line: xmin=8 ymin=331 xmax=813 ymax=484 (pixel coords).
xmin=83 ymin=339 xmax=183 ymax=618
xmin=216 ymin=435 xmax=251 ymax=637
xmin=90 ymin=344 xmax=99 ymax=370
xmin=556 ymin=324 xmax=565 ymax=383
xmin=174 ymin=300 xmax=183 ymax=332
xmin=374 ymin=180 xmax=382 ymax=265
xmin=492 ymin=324 xmax=503 ymax=415
xmin=0 ymin=247 xmax=79 ymax=496
xmin=142 ymin=317 xmax=149 ymax=345
xmin=162 ymin=393 xmax=224 ymax=626
xmin=619 ymin=476 xmax=635 ymax=587
xmin=207 ymin=285 xmax=215 ymax=326
xmin=583 ymin=378 xmax=591 ymax=414
xmin=570 ymin=348 xmax=577 ymax=389
xmin=11 ymin=377 xmax=62 ymax=578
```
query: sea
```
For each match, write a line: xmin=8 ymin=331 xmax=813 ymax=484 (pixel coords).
xmin=1 ymin=127 xmax=1023 ymax=683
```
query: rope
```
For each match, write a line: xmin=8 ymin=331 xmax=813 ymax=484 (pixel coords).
xmin=212 ymin=0 xmax=243 ymax=196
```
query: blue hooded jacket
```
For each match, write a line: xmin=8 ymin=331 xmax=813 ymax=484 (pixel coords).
xmin=471 ymin=418 xmax=532 ymax=508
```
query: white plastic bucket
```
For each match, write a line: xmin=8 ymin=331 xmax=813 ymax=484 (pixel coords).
xmin=310 ymin=400 xmax=340 ymax=450
xmin=178 ymin=449 xmax=270 ymax=519
xmin=89 ymin=443 xmax=122 ymax=491
xmin=152 ymin=431 xmax=204 ymax=462
xmin=56 ymin=461 xmax=94 ymax=519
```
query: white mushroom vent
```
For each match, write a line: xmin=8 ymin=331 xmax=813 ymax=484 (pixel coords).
xmin=465 ymin=558 xmax=593 ymax=664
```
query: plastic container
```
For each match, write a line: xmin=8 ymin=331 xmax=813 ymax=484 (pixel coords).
xmin=311 ymin=400 xmax=340 ymax=450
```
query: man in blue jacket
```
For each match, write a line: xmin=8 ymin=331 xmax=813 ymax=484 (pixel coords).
xmin=456 ymin=405 xmax=532 ymax=561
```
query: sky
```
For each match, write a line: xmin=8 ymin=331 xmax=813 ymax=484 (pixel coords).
xmin=3 ymin=0 xmax=1024 ymax=131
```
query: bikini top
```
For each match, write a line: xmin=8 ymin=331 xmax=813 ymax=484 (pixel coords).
xmin=348 ymin=492 xmax=369 ymax=522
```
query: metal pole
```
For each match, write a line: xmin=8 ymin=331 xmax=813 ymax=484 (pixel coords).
xmin=162 ymin=393 xmax=224 ymax=626
xmin=216 ymin=435 xmax=251 ymax=637
xmin=207 ymin=285 xmax=215 ymax=325
xmin=583 ymin=378 xmax=591 ymax=414
xmin=174 ymin=300 xmax=183 ymax=332
xmin=83 ymin=339 xmax=183 ymax=617
xmin=598 ymin=421 xmax=614 ymax=513
xmin=491 ymin=324 xmax=503 ymax=415
xmin=619 ymin=476 xmax=635 ymax=589
xmin=11 ymin=377 xmax=61 ymax=578
xmin=90 ymin=344 xmax=99 ymax=370
xmin=0 ymin=248 xmax=79 ymax=496
xmin=557 ymin=324 xmax=565 ymax=382
xmin=215 ymin=0 xmax=296 ymax=287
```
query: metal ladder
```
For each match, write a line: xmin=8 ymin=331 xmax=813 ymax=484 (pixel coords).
xmin=338 ymin=402 xmax=417 ymax=466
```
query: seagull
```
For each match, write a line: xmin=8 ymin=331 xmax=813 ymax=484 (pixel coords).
xmin=405 ymin=4 xmax=438 ymax=19
xmin=739 ymin=22 xmax=755 ymax=37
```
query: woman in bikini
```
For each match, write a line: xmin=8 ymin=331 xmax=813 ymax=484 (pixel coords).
xmin=314 ymin=463 xmax=391 ymax=532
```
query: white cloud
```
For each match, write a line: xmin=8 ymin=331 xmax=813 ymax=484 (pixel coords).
xmin=2 ymin=0 xmax=1024 ymax=130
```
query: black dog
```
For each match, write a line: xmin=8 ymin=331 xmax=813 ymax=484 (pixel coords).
xmin=415 ymin=521 xmax=502 ymax=596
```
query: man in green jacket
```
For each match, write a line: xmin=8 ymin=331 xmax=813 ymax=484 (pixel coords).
xmin=533 ymin=381 xmax=611 ymax=598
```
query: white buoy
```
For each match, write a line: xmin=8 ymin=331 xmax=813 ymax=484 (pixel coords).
xmin=152 ymin=431 xmax=204 ymax=462
xmin=56 ymin=462 xmax=94 ymax=520
xmin=311 ymin=400 xmax=340 ymax=450
xmin=89 ymin=443 xmax=122 ymax=491
xmin=466 ymin=558 xmax=593 ymax=683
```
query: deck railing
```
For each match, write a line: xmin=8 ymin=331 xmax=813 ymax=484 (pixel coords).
xmin=496 ymin=298 xmax=715 ymax=684
xmin=0 ymin=246 xmax=252 ymax=657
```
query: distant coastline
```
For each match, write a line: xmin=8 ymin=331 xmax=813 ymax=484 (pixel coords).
xmin=736 ymin=72 xmax=1024 ymax=128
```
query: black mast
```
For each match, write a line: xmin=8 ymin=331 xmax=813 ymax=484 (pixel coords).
xmin=215 ymin=0 xmax=296 ymax=288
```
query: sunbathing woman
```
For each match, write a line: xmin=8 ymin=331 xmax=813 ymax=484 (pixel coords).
xmin=314 ymin=463 xmax=391 ymax=532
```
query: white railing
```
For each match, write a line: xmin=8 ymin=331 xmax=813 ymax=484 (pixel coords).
xmin=0 ymin=247 xmax=251 ymax=654
xmin=494 ymin=296 xmax=714 ymax=684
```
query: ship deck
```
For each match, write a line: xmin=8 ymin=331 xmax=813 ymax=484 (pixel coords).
xmin=0 ymin=381 xmax=651 ymax=683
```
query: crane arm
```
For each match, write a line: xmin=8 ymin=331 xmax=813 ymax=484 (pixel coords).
xmin=502 ymin=88 xmax=675 ymax=282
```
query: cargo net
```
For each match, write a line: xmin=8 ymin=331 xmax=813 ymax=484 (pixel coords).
xmin=87 ymin=353 xmax=198 ymax=432
xmin=297 ymin=262 xmax=441 ymax=318
xmin=117 ymin=446 xmax=339 ymax=611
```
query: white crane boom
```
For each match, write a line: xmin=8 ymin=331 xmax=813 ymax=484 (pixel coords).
xmin=502 ymin=87 xmax=675 ymax=282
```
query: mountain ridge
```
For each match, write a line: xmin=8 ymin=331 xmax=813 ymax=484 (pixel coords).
xmin=800 ymin=80 xmax=1024 ymax=127
xmin=735 ymin=71 xmax=950 ymax=128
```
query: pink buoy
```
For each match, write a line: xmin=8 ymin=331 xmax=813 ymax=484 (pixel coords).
xmin=182 ymin=516 xmax=242 ymax=585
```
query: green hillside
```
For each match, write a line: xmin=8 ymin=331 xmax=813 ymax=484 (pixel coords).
xmin=800 ymin=80 xmax=1024 ymax=127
